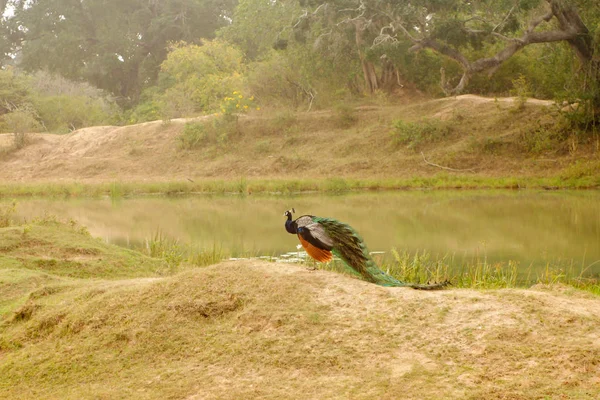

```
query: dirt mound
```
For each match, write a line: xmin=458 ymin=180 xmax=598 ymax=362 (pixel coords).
xmin=1 ymin=260 xmax=599 ymax=399
xmin=0 ymin=96 xmax=578 ymax=183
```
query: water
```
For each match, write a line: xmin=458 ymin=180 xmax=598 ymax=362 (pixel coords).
xmin=5 ymin=190 xmax=600 ymax=276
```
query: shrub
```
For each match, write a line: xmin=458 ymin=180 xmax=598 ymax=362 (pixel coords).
xmin=333 ymin=105 xmax=358 ymax=129
xmin=1 ymin=105 xmax=40 ymax=150
xmin=34 ymin=95 xmax=113 ymax=132
xmin=155 ymin=40 xmax=247 ymax=117
xmin=390 ymin=118 xmax=453 ymax=150
xmin=519 ymin=125 xmax=564 ymax=154
xmin=510 ymin=74 xmax=532 ymax=111
xmin=0 ymin=200 xmax=17 ymax=228
xmin=178 ymin=122 xmax=207 ymax=150
xmin=218 ymin=91 xmax=257 ymax=121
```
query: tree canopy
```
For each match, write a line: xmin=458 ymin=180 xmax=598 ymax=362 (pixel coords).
xmin=2 ymin=0 xmax=236 ymax=104
xmin=1 ymin=0 xmax=598 ymax=130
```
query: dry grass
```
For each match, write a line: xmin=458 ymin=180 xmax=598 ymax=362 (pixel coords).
xmin=0 ymin=96 xmax=598 ymax=186
xmin=1 ymin=219 xmax=599 ymax=399
xmin=1 ymin=260 xmax=599 ymax=399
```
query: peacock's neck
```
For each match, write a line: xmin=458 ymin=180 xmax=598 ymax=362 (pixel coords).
xmin=285 ymin=216 xmax=297 ymax=234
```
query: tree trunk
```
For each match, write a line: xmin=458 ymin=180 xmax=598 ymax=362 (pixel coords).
xmin=548 ymin=0 xmax=593 ymax=64
xmin=354 ymin=20 xmax=378 ymax=94
xmin=360 ymin=59 xmax=379 ymax=93
xmin=379 ymin=58 xmax=400 ymax=92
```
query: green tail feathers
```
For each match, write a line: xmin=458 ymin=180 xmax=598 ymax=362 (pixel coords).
xmin=314 ymin=216 xmax=447 ymax=290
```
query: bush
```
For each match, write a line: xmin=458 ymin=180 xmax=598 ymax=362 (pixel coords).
xmin=510 ymin=74 xmax=532 ymax=111
xmin=0 ymin=69 xmax=119 ymax=133
xmin=0 ymin=200 xmax=17 ymax=228
xmin=178 ymin=122 xmax=207 ymax=150
xmin=155 ymin=40 xmax=247 ymax=118
xmin=390 ymin=118 xmax=453 ymax=150
xmin=1 ymin=105 xmax=40 ymax=150
xmin=519 ymin=124 xmax=565 ymax=155
xmin=34 ymin=95 xmax=113 ymax=132
xmin=333 ymin=105 xmax=358 ymax=129
xmin=247 ymin=51 xmax=305 ymax=109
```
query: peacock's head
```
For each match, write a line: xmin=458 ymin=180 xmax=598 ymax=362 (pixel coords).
xmin=283 ymin=208 xmax=295 ymax=218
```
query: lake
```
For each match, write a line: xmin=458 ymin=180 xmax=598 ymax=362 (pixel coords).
xmin=5 ymin=190 xmax=600 ymax=277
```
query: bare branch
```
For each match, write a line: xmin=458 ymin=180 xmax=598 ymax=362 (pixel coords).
xmin=421 ymin=152 xmax=476 ymax=172
xmin=491 ymin=32 xmax=523 ymax=43
xmin=395 ymin=21 xmax=420 ymax=44
xmin=493 ymin=6 xmax=515 ymax=33
xmin=285 ymin=78 xmax=317 ymax=112
xmin=372 ymin=23 xmax=398 ymax=46
xmin=293 ymin=3 xmax=328 ymax=28
xmin=337 ymin=0 xmax=366 ymax=26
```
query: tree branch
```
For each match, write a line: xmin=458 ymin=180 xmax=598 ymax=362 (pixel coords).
xmin=421 ymin=152 xmax=476 ymax=172
xmin=493 ymin=6 xmax=515 ymax=33
xmin=396 ymin=1 xmax=590 ymax=96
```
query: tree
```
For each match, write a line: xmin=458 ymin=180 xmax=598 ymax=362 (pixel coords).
xmin=290 ymin=0 xmax=405 ymax=95
xmin=129 ymin=40 xmax=246 ymax=121
xmin=291 ymin=0 xmax=598 ymax=122
xmin=159 ymin=40 xmax=246 ymax=115
xmin=379 ymin=0 xmax=599 ymax=97
xmin=3 ymin=0 xmax=236 ymax=105
xmin=218 ymin=0 xmax=299 ymax=60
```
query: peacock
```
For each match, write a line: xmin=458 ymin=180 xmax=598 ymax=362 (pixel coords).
xmin=283 ymin=208 xmax=447 ymax=290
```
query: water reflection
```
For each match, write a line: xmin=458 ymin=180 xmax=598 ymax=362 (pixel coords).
xmin=6 ymin=190 xmax=600 ymax=275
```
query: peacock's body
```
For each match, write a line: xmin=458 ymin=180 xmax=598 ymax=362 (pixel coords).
xmin=284 ymin=209 xmax=446 ymax=290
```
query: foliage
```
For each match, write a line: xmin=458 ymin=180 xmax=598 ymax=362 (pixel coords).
xmin=0 ymin=69 xmax=118 ymax=133
xmin=0 ymin=0 xmax=598 ymax=125
xmin=333 ymin=105 xmax=358 ymax=129
xmin=34 ymin=95 xmax=113 ymax=133
xmin=0 ymin=67 xmax=32 ymax=115
xmin=560 ymin=159 xmax=600 ymax=179
xmin=510 ymin=75 xmax=533 ymax=111
xmin=3 ymin=0 xmax=236 ymax=103
xmin=218 ymin=0 xmax=299 ymax=60
xmin=178 ymin=122 xmax=208 ymax=150
xmin=390 ymin=118 xmax=453 ymax=150
xmin=246 ymin=51 xmax=307 ymax=108
xmin=0 ymin=200 xmax=17 ymax=228
xmin=218 ymin=91 xmax=257 ymax=120
xmin=519 ymin=125 xmax=564 ymax=154
xmin=133 ymin=41 xmax=247 ymax=120
xmin=1 ymin=105 xmax=39 ymax=147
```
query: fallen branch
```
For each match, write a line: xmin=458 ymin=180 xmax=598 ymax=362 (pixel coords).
xmin=421 ymin=152 xmax=476 ymax=172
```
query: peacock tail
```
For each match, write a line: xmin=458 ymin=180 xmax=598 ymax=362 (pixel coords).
xmin=311 ymin=216 xmax=410 ymax=287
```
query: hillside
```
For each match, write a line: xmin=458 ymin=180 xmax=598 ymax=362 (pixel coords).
xmin=1 ymin=221 xmax=599 ymax=399
xmin=1 ymin=95 xmax=598 ymax=184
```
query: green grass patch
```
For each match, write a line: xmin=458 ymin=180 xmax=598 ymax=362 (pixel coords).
xmin=390 ymin=118 xmax=454 ymax=150
xmin=315 ymin=248 xmax=600 ymax=295
xmin=0 ymin=174 xmax=598 ymax=199
xmin=0 ymin=218 xmax=167 ymax=280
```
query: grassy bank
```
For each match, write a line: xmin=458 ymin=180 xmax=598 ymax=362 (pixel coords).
xmin=1 ymin=216 xmax=598 ymax=294
xmin=2 ymin=96 xmax=600 ymax=188
xmin=1 ymin=218 xmax=600 ymax=399
xmin=135 ymin=222 xmax=600 ymax=295
xmin=0 ymin=172 xmax=599 ymax=198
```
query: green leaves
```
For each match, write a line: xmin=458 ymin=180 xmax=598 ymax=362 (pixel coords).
xmin=5 ymin=0 xmax=236 ymax=102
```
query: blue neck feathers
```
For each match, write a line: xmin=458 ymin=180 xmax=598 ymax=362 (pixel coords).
xmin=285 ymin=215 xmax=297 ymax=234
